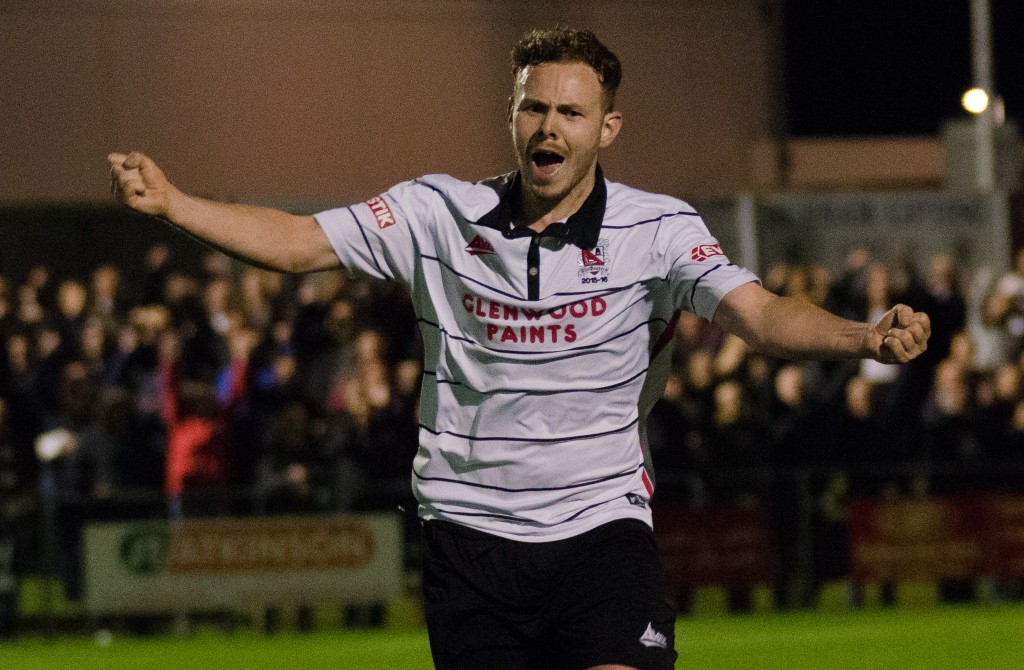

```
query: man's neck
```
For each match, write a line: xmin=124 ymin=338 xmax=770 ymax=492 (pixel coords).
xmin=519 ymin=168 xmax=597 ymax=234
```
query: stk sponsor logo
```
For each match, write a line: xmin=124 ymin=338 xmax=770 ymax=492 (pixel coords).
xmin=465 ymin=235 xmax=496 ymax=256
xmin=366 ymin=196 xmax=397 ymax=229
xmin=690 ymin=242 xmax=724 ymax=262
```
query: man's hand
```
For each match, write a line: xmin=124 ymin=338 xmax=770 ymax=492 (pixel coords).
xmin=108 ymin=149 xmax=342 ymax=274
xmin=108 ymin=151 xmax=176 ymax=217
xmin=868 ymin=304 xmax=931 ymax=364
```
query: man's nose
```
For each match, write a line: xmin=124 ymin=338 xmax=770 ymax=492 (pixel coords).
xmin=538 ymin=110 xmax=559 ymax=138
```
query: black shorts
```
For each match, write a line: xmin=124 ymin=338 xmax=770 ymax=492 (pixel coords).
xmin=421 ymin=518 xmax=677 ymax=670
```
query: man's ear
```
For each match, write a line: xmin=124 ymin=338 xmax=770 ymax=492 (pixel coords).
xmin=507 ymin=96 xmax=515 ymax=126
xmin=599 ymin=111 xmax=623 ymax=149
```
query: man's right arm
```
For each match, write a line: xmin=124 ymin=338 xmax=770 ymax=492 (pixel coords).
xmin=108 ymin=152 xmax=340 ymax=274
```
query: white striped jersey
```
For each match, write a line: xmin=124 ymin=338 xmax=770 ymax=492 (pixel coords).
xmin=315 ymin=167 xmax=759 ymax=541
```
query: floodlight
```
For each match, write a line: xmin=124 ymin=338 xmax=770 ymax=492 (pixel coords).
xmin=962 ymin=87 xmax=990 ymax=114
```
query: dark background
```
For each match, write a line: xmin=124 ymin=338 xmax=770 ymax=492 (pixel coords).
xmin=785 ymin=0 xmax=1024 ymax=136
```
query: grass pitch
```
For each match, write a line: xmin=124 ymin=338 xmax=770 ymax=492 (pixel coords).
xmin=1 ymin=604 xmax=1022 ymax=669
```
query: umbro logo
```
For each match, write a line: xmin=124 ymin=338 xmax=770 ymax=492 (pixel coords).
xmin=625 ymin=493 xmax=648 ymax=509
xmin=691 ymin=243 xmax=724 ymax=262
xmin=639 ymin=622 xmax=668 ymax=649
xmin=466 ymin=235 xmax=495 ymax=256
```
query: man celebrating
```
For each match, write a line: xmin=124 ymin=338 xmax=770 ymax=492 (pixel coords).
xmin=110 ymin=27 xmax=929 ymax=670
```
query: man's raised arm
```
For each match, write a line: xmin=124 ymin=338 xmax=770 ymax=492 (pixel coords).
xmin=108 ymin=151 xmax=340 ymax=274
xmin=713 ymin=281 xmax=931 ymax=364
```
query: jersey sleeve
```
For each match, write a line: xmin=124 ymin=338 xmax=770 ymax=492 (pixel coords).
xmin=313 ymin=180 xmax=426 ymax=284
xmin=658 ymin=213 xmax=760 ymax=320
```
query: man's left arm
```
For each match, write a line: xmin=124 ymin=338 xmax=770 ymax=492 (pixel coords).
xmin=712 ymin=282 xmax=931 ymax=364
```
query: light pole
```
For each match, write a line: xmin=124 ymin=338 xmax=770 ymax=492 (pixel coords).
xmin=969 ymin=0 xmax=996 ymax=192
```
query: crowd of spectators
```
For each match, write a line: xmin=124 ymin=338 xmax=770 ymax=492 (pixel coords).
xmin=648 ymin=245 xmax=1024 ymax=502
xmin=0 ymin=243 xmax=422 ymax=601
xmin=2 ymin=240 xmax=1024 ymax=604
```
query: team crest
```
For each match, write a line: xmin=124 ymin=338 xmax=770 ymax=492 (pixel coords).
xmin=578 ymin=238 xmax=610 ymax=284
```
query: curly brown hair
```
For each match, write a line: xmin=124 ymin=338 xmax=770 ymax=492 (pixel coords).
xmin=511 ymin=27 xmax=622 ymax=112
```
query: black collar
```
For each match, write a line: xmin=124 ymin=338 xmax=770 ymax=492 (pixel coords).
xmin=474 ymin=164 xmax=606 ymax=250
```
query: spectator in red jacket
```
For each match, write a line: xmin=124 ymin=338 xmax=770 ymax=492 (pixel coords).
xmin=160 ymin=328 xmax=247 ymax=519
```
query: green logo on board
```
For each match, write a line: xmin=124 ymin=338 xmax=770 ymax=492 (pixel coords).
xmin=119 ymin=526 xmax=169 ymax=576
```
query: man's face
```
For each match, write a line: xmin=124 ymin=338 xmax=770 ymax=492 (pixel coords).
xmin=510 ymin=61 xmax=622 ymax=212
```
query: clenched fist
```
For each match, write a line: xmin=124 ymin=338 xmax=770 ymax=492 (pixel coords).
xmin=108 ymin=152 xmax=176 ymax=217
xmin=869 ymin=304 xmax=931 ymax=364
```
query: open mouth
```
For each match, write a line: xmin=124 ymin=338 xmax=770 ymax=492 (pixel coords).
xmin=530 ymin=150 xmax=565 ymax=179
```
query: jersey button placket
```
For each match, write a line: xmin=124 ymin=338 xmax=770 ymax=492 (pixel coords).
xmin=527 ymin=236 xmax=541 ymax=300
